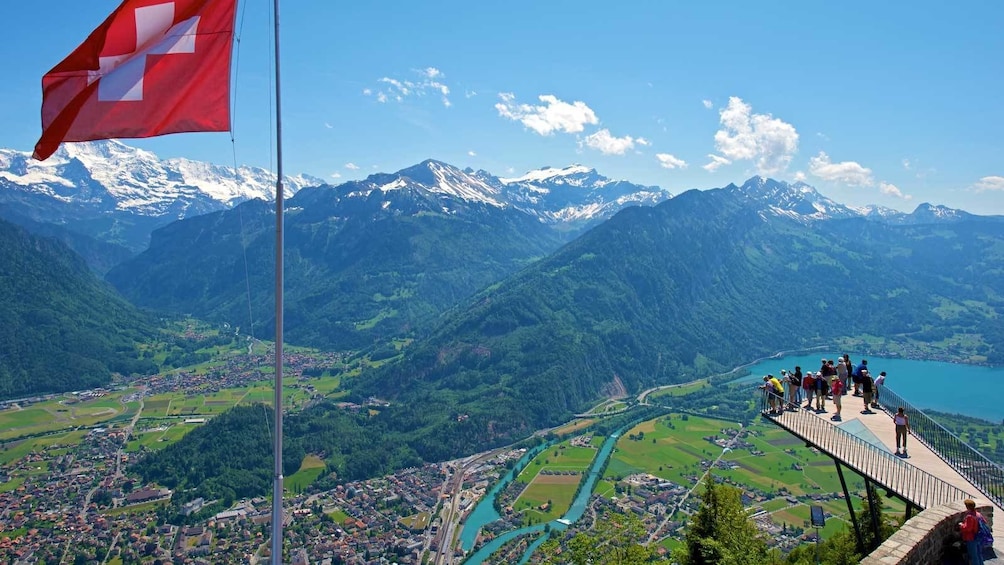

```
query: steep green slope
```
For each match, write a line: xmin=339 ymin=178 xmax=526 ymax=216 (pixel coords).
xmin=0 ymin=219 xmax=157 ymax=399
xmin=356 ymin=188 xmax=1002 ymax=444
xmin=135 ymin=188 xmax=1004 ymax=491
xmin=107 ymin=194 xmax=563 ymax=349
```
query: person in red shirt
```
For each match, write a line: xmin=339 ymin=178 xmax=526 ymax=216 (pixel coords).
xmin=959 ymin=499 xmax=987 ymax=565
xmin=802 ymin=372 xmax=816 ymax=410
xmin=829 ymin=377 xmax=844 ymax=421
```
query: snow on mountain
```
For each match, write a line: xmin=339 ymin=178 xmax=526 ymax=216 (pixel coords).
xmin=0 ymin=140 xmax=323 ymax=217
xmin=849 ymin=204 xmax=906 ymax=220
xmin=500 ymin=164 xmax=599 ymax=185
xmin=500 ymin=164 xmax=671 ymax=224
xmin=305 ymin=160 xmax=669 ymax=228
xmin=905 ymin=202 xmax=971 ymax=224
xmin=727 ymin=176 xmax=862 ymax=221
xmin=334 ymin=159 xmax=506 ymax=209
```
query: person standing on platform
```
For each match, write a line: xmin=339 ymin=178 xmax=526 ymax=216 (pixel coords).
xmin=792 ymin=366 xmax=803 ymax=405
xmin=959 ymin=499 xmax=987 ymax=565
xmin=893 ymin=407 xmax=910 ymax=456
xmin=830 ymin=376 xmax=844 ymax=421
xmin=836 ymin=358 xmax=849 ymax=395
xmin=873 ymin=371 xmax=886 ymax=408
xmin=803 ymin=371 xmax=815 ymax=410
xmin=785 ymin=369 xmax=800 ymax=409
xmin=860 ymin=370 xmax=875 ymax=414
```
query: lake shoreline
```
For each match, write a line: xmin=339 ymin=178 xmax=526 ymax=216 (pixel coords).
xmin=733 ymin=351 xmax=1003 ymax=423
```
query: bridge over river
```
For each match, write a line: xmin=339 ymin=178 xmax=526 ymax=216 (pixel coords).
xmin=760 ymin=385 xmax=1004 ymax=562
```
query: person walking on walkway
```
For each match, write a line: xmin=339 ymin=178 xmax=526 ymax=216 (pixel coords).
xmin=959 ymin=498 xmax=987 ymax=565
xmin=893 ymin=407 xmax=910 ymax=456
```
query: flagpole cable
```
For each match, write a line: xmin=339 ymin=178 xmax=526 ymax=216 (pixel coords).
xmin=229 ymin=0 xmax=263 ymax=360
xmin=270 ymin=0 xmax=286 ymax=561
xmin=228 ymin=0 xmax=273 ymax=449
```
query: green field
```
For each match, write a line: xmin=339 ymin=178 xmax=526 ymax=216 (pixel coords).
xmin=399 ymin=512 xmax=431 ymax=531
xmin=596 ymin=412 xmax=898 ymax=550
xmin=649 ymin=380 xmax=711 ymax=399
xmin=102 ymin=499 xmax=167 ymax=517
xmin=1 ymin=430 xmax=89 ymax=467
xmin=603 ymin=414 xmax=739 ymax=486
xmin=126 ymin=423 xmax=199 ymax=452
xmin=0 ymin=392 xmax=133 ymax=441
xmin=286 ymin=454 xmax=326 ymax=494
xmin=510 ymin=440 xmax=597 ymax=522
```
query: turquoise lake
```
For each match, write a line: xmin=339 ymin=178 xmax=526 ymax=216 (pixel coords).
xmin=736 ymin=353 xmax=1003 ymax=423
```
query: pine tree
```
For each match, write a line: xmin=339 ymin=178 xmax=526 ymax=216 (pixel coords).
xmin=674 ymin=474 xmax=771 ymax=565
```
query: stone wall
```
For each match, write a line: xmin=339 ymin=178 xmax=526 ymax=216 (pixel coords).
xmin=860 ymin=500 xmax=993 ymax=565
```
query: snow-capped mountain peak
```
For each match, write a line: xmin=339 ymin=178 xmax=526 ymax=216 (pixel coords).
xmin=0 ymin=140 xmax=322 ymax=217
xmin=728 ymin=175 xmax=860 ymax=221
xmin=342 ymin=159 xmax=506 ymax=208
xmin=500 ymin=164 xmax=596 ymax=184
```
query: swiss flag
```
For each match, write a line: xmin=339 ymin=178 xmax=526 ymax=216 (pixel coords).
xmin=34 ymin=0 xmax=236 ymax=160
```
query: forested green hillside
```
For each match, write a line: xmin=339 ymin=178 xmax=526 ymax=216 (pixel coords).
xmin=107 ymin=193 xmax=563 ymax=349
xmin=138 ymin=187 xmax=1004 ymax=494
xmin=0 ymin=219 xmax=157 ymax=399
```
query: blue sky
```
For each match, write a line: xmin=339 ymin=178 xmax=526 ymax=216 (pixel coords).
xmin=4 ymin=1 xmax=1003 ymax=213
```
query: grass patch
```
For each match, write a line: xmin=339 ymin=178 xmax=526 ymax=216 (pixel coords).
xmin=102 ymin=499 xmax=168 ymax=517
xmin=327 ymin=509 xmax=350 ymax=524
xmin=0 ymin=476 xmax=25 ymax=493
xmin=286 ymin=455 xmax=326 ymax=494
xmin=399 ymin=512 xmax=431 ymax=531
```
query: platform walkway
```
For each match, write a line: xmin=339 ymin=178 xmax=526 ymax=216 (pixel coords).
xmin=761 ymin=394 xmax=1004 ymax=543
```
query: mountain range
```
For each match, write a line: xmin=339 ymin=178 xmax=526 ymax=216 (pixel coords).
xmin=2 ymin=140 xmax=1002 ymax=488
xmin=136 ymin=175 xmax=1004 ymax=488
xmin=0 ymin=140 xmax=323 ymax=256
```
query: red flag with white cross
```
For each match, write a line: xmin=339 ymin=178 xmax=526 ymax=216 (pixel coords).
xmin=34 ymin=0 xmax=236 ymax=160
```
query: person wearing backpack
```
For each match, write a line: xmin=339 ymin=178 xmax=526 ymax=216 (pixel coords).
xmin=785 ymin=369 xmax=800 ymax=409
xmin=959 ymin=498 xmax=992 ymax=565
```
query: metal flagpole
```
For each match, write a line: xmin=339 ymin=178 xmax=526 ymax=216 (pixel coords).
xmin=270 ymin=0 xmax=285 ymax=561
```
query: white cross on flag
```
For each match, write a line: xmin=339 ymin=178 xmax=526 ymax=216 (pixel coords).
xmin=35 ymin=0 xmax=236 ymax=161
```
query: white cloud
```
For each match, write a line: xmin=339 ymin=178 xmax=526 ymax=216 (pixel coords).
xmin=902 ymin=158 xmax=912 ymax=170
xmin=324 ymin=122 xmax=333 ymax=129
xmin=495 ymin=93 xmax=599 ymax=136
xmin=465 ymin=90 xmax=477 ymax=98
xmin=468 ymin=150 xmax=477 ymax=157
xmin=345 ymin=163 xmax=360 ymax=170
xmin=702 ymin=99 xmax=713 ymax=109
xmin=330 ymin=172 xmax=342 ymax=179
xmin=974 ymin=176 xmax=1004 ymax=192
xmin=793 ymin=171 xmax=807 ymax=182
xmin=656 ymin=153 xmax=688 ymax=170
xmin=879 ymin=182 xmax=912 ymax=200
xmin=370 ymin=69 xmax=452 ymax=107
xmin=636 ymin=137 xmax=651 ymax=146
xmin=702 ymin=154 xmax=731 ymax=172
xmin=583 ymin=129 xmax=637 ymax=155
xmin=713 ymin=96 xmax=799 ymax=175
xmin=808 ymin=151 xmax=874 ymax=186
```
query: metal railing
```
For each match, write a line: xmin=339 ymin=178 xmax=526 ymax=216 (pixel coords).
xmin=876 ymin=385 xmax=1004 ymax=509
xmin=759 ymin=389 xmax=973 ymax=510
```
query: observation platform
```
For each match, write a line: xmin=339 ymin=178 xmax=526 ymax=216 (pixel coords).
xmin=760 ymin=388 xmax=1004 ymax=561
